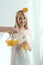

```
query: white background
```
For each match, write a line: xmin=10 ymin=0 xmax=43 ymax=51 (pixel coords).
xmin=0 ymin=0 xmax=43 ymax=65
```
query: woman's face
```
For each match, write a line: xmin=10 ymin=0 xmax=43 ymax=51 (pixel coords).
xmin=17 ymin=13 xmax=27 ymax=27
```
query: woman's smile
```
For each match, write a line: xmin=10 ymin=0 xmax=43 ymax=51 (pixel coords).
xmin=20 ymin=21 xmax=23 ymax=24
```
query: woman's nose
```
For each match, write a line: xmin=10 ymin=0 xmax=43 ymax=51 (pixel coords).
xmin=21 ymin=19 xmax=24 ymax=22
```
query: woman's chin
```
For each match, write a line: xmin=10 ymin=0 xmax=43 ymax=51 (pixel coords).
xmin=19 ymin=24 xmax=23 ymax=26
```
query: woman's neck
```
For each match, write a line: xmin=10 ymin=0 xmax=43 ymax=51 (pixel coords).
xmin=19 ymin=26 xmax=25 ymax=30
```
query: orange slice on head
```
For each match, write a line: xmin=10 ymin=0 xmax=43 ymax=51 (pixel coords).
xmin=22 ymin=8 xmax=28 ymax=13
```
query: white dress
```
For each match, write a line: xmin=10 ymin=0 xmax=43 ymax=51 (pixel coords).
xmin=10 ymin=30 xmax=30 ymax=65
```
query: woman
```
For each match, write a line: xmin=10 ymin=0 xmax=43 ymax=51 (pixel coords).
xmin=10 ymin=10 xmax=32 ymax=65
xmin=0 ymin=9 xmax=32 ymax=65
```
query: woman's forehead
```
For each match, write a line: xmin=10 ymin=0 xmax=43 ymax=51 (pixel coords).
xmin=16 ymin=13 xmax=26 ymax=18
xmin=18 ymin=14 xmax=24 ymax=17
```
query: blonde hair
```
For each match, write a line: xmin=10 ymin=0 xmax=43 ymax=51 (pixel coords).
xmin=14 ymin=10 xmax=28 ymax=29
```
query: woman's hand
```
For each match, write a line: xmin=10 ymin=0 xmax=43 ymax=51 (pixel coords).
xmin=28 ymin=42 xmax=32 ymax=51
xmin=8 ymin=27 xmax=17 ymax=35
xmin=23 ymin=41 xmax=32 ymax=51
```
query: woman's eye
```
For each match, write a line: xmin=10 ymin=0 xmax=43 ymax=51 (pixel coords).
xmin=24 ymin=17 xmax=25 ymax=19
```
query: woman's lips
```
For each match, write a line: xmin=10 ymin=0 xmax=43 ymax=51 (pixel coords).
xmin=20 ymin=21 xmax=23 ymax=24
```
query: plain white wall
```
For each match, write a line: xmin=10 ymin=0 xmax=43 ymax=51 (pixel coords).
xmin=32 ymin=0 xmax=40 ymax=65
xmin=40 ymin=0 xmax=43 ymax=65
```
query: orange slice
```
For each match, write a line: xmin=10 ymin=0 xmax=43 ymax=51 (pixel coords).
xmin=22 ymin=8 xmax=28 ymax=12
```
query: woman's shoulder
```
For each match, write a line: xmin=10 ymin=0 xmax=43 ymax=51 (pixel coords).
xmin=25 ymin=28 xmax=32 ymax=35
xmin=25 ymin=28 xmax=30 ymax=33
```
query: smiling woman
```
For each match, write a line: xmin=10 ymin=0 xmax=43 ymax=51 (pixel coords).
xmin=0 ymin=0 xmax=33 ymax=65
xmin=0 ymin=8 xmax=32 ymax=65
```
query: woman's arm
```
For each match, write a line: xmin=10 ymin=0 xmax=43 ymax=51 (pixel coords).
xmin=0 ymin=26 xmax=17 ymax=34
xmin=0 ymin=27 xmax=12 ymax=32
xmin=25 ymin=29 xmax=32 ymax=51
xmin=28 ymin=29 xmax=32 ymax=51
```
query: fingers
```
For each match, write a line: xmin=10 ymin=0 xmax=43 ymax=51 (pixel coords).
xmin=8 ymin=28 xmax=17 ymax=34
xmin=28 ymin=43 xmax=32 ymax=51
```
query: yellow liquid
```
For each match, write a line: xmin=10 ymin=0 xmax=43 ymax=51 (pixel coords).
xmin=6 ymin=39 xmax=19 ymax=46
xmin=22 ymin=43 xmax=28 ymax=51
